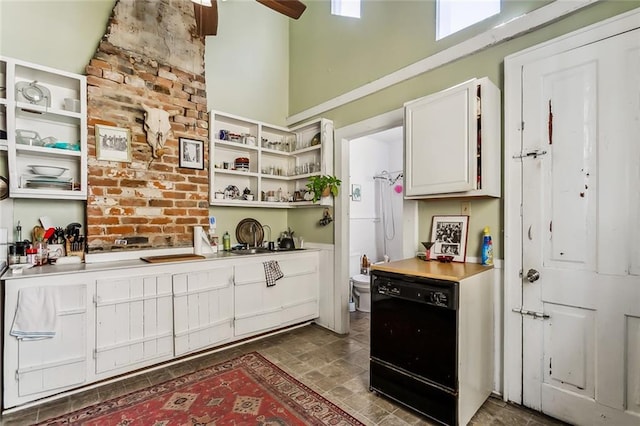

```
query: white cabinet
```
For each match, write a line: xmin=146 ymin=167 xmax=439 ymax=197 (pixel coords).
xmin=210 ymin=111 xmax=333 ymax=208
xmin=0 ymin=56 xmax=87 ymax=200
xmin=404 ymin=77 xmax=500 ymax=198
xmin=3 ymin=275 xmax=93 ymax=408
xmin=94 ymin=273 xmax=173 ymax=376
xmin=234 ymin=252 xmax=319 ymax=337
xmin=2 ymin=251 xmax=320 ymax=408
xmin=173 ymin=264 xmax=234 ymax=356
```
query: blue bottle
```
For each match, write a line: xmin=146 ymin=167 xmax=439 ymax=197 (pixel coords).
xmin=481 ymin=226 xmax=494 ymax=266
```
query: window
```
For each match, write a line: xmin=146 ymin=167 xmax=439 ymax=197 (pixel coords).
xmin=331 ymin=0 xmax=361 ymax=19
xmin=437 ymin=0 xmax=501 ymax=40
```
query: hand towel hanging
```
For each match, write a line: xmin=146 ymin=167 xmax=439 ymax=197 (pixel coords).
xmin=10 ymin=287 xmax=58 ymax=340
xmin=263 ymin=260 xmax=284 ymax=287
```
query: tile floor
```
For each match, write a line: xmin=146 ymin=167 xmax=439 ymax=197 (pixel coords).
xmin=2 ymin=311 xmax=567 ymax=425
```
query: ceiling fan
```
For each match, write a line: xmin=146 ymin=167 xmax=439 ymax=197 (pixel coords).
xmin=192 ymin=0 xmax=307 ymax=37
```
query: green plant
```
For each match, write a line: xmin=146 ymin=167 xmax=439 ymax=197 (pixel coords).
xmin=306 ymin=175 xmax=341 ymax=203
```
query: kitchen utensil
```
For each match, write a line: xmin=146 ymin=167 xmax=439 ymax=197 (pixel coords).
xmin=15 ymin=81 xmax=51 ymax=106
xmin=235 ymin=218 xmax=264 ymax=246
xmin=0 ymin=176 xmax=8 ymax=200
xmin=43 ymin=227 xmax=55 ymax=242
xmin=16 ymin=129 xmax=42 ymax=146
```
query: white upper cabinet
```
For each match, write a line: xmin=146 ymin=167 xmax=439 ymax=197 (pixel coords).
xmin=404 ymin=77 xmax=500 ymax=198
xmin=1 ymin=56 xmax=87 ymax=200
xmin=209 ymin=111 xmax=333 ymax=208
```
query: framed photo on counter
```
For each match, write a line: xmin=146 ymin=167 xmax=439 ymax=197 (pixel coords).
xmin=430 ymin=215 xmax=469 ymax=262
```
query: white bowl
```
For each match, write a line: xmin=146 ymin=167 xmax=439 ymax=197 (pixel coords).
xmin=29 ymin=165 xmax=68 ymax=177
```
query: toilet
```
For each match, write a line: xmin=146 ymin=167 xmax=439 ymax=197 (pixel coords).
xmin=351 ymin=274 xmax=371 ymax=312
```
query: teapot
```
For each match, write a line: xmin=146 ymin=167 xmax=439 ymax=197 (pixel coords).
xmin=278 ymin=228 xmax=295 ymax=249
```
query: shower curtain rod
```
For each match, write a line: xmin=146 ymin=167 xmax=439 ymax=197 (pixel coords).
xmin=373 ymin=170 xmax=403 ymax=179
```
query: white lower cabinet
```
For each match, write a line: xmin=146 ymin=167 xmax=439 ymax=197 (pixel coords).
xmin=2 ymin=251 xmax=320 ymax=409
xmin=94 ymin=273 xmax=174 ymax=376
xmin=3 ymin=275 xmax=94 ymax=408
xmin=173 ymin=265 xmax=234 ymax=356
xmin=234 ymin=253 xmax=319 ymax=337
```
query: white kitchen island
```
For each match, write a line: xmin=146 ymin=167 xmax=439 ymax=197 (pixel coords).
xmin=1 ymin=249 xmax=320 ymax=410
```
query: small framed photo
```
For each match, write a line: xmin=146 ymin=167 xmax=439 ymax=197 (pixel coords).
xmin=351 ymin=184 xmax=362 ymax=201
xmin=95 ymin=124 xmax=131 ymax=162
xmin=430 ymin=215 xmax=469 ymax=262
xmin=179 ymin=137 xmax=204 ymax=170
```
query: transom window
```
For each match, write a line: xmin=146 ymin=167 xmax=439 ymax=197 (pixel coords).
xmin=331 ymin=0 xmax=361 ymax=19
xmin=437 ymin=0 xmax=501 ymax=40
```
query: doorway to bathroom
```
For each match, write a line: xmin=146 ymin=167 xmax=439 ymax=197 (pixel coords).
xmin=333 ymin=109 xmax=419 ymax=334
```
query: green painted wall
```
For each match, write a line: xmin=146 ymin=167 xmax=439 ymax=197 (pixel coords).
xmin=287 ymin=207 xmax=334 ymax=245
xmin=289 ymin=1 xmax=640 ymax=257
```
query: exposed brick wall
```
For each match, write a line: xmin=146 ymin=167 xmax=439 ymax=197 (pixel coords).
xmin=86 ymin=0 xmax=209 ymax=252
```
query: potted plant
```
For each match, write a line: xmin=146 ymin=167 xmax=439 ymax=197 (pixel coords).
xmin=306 ymin=175 xmax=341 ymax=203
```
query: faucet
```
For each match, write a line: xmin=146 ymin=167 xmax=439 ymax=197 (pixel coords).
xmin=262 ymin=224 xmax=272 ymax=248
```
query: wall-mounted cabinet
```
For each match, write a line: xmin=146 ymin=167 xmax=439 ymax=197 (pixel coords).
xmin=1 ymin=56 xmax=87 ymax=200
xmin=404 ymin=77 xmax=500 ymax=199
xmin=210 ymin=111 xmax=333 ymax=208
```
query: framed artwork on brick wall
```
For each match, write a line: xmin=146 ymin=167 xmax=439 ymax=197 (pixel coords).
xmin=95 ymin=124 xmax=131 ymax=162
xmin=179 ymin=137 xmax=204 ymax=170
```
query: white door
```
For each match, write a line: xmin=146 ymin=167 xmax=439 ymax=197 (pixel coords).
xmin=520 ymin=29 xmax=640 ymax=424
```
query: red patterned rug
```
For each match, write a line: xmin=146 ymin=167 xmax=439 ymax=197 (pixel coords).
xmin=38 ymin=352 xmax=364 ymax=425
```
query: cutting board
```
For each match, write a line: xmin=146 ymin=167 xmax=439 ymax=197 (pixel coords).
xmin=140 ymin=254 xmax=205 ymax=263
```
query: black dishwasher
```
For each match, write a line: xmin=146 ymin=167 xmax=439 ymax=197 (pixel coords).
xmin=370 ymin=270 xmax=459 ymax=426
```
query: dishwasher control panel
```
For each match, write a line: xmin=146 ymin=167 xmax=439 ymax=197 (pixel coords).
xmin=373 ymin=273 xmax=458 ymax=310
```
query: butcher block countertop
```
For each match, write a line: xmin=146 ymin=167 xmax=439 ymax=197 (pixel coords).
xmin=371 ymin=258 xmax=493 ymax=281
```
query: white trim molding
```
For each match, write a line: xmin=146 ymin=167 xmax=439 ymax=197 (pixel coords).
xmin=286 ymin=0 xmax=600 ymax=126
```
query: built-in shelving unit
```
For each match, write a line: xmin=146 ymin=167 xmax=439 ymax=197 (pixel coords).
xmin=210 ymin=111 xmax=333 ymax=208
xmin=0 ymin=56 xmax=87 ymax=200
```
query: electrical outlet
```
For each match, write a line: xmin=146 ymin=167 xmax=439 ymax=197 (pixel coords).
xmin=461 ymin=201 xmax=471 ymax=215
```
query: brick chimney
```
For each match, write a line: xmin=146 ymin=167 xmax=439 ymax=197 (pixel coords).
xmin=86 ymin=0 xmax=209 ymax=253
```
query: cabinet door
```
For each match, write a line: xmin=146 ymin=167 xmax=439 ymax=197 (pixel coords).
xmin=234 ymin=261 xmax=283 ymax=336
xmin=95 ymin=274 xmax=173 ymax=375
xmin=173 ymin=266 xmax=234 ymax=356
xmin=234 ymin=254 xmax=320 ymax=336
xmin=405 ymin=80 xmax=478 ymax=196
xmin=3 ymin=278 xmax=92 ymax=408
xmin=278 ymin=255 xmax=319 ymax=325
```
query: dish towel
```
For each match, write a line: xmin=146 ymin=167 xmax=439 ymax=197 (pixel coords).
xmin=10 ymin=287 xmax=58 ymax=340
xmin=263 ymin=260 xmax=284 ymax=287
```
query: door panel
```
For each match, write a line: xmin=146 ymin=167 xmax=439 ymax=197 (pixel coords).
xmin=521 ymin=28 xmax=640 ymax=425
xmin=627 ymin=316 xmax=640 ymax=416
xmin=543 ymin=304 xmax=595 ymax=397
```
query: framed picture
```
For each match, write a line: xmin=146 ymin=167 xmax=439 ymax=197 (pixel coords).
xmin=95 ymin=124 xmax=131 ymax=162
xmin=429 ymin=215 xmax=469 ymax=262
xmin=179 ymin=137 xmax=204 ymax=170
xmin=351 ymin=184 xmax=362 ymax=201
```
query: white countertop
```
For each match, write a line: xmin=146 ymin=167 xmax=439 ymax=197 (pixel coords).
xmin=1 ymin=248 xmax=317 ymax=281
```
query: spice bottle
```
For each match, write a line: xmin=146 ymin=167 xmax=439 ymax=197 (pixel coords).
xmin=26 ymin=248 xmax=37 ymax=266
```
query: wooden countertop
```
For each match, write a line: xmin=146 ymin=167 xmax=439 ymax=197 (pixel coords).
xmin=371 ymin=257 xmax=493 ymax=281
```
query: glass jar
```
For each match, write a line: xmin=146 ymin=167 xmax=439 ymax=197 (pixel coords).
xmin=26 ymin=248 xmax=37 ymax=266
xmin=33 ymin=240 xmax=48 ymax=266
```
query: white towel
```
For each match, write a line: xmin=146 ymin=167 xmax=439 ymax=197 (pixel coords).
xmin=10 ymin=287 xmax=58 ymax=340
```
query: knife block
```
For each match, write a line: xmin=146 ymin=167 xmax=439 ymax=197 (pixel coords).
xmin=66 ymin=239 xmax=85 ymax=261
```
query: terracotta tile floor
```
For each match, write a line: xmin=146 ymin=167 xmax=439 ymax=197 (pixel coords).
xmin=2 ymin=311 xmax=567 ymax=425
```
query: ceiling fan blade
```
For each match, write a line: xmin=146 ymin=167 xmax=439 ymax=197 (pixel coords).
xmin=256 ymin=0 xmax=307 ymax=20
xmin=193 ymin=1 xmax=218 ymax=36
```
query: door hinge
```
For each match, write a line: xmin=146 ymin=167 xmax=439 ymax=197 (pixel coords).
xmin=512 ymin=307 xmax=550 ymax=320
xmin=512 ymin=149 xmax=548 ymax=159
xmin=93 ymin=349 xmax=97 ymax=360
xmin=15 ymin=370 xmax=19 ymax=382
